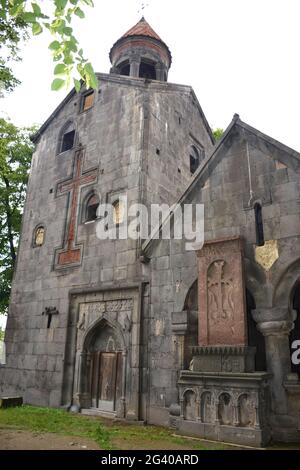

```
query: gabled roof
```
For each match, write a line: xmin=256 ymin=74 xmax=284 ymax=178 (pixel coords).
xmin=123 ymin=17 xmax=162 ymax=42
xmin=142 ymin=114 xmax=300 ymax=256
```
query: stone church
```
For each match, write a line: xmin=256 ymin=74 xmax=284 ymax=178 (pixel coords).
xmin=1 ymin=17 xmax=300 ymax=446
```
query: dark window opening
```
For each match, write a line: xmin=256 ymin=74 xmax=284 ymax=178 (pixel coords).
xmin=139 ymin=62 xmax=156 ymax=80
xmin=254 ymin=203 xmax=264 ymax=246
xmin=61 ymin=130 xmax=75 ymax=153
xmin=190 ymin=145 xmax=200 ymax=174
xmin=156 ymin=148 xmax=160 ymax=155
xmin=85 ymin=194 xmax=99 ymax=222
xmin=119 ymin=63 xmax=130 ymax=76
xmin=290 ymin=283 xmax=300 ymax=378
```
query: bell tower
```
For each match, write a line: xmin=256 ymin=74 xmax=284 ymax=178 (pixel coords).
xmin=109 ymin=17 xmax=172 ymax=81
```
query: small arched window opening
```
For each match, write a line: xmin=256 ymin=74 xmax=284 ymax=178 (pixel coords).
xmin=33 ymin=226 xmax=45 ymax=247
xmin=254 ymin=203 xmax=264 ymax=246
xmin=119 ymin=61 xmax=130 ymax=76
xmin=58 ymin=121 xmax=76 ymax=154
xmin=190 ymin=145 xmax=200 ymax=174
xmin=139 ymin=61 xmax=156 ymax=80
xmin=113 ymin=199 xmax=125 ymax=225
xmin=85 ymin=193 xmax=100 ymax=222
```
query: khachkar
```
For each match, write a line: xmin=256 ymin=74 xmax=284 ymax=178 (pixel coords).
xmin=193 ymin=236 xmax=255 ymax=372
xmin=175 ymin=237 xmax=272 ymax=447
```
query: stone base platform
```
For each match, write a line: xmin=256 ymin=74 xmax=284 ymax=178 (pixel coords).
xmin=190 ymin=346 xmax=256 ymax=373
xmin=173 ymin=370 xmax=271 ymax=447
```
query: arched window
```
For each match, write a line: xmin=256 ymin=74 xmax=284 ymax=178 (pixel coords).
xmin=189 ymin=145 xmax=200 ymax=174
xmin=139 ymin=61 xmax=156 ymax=80
xmin=254 ymin=203 xmax=264 ymax=246
xmin=113 ymin=199 xmax=125 ymax=225
xmin=58 ymin=121 xmax=76 ymax=154
xmin=85 ymin=193 xmax=100 ymax=222
xmin=33 ymin=226 xmax=45 ymax=247
xmin=119 ymin=61 xmax=130 ymax=76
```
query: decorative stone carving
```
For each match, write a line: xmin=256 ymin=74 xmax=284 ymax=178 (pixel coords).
xmin=77 ymin=299 xmax=133 ymax=331
xmin=255 ymin=239 xmax=279 ymax=271
xmin=197 ymin=236 xmax=247 ymax=346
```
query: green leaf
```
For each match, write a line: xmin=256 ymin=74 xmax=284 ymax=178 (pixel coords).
xmin=74 ymin=7 xmax=85 ymax=18
xmin=31 ymin=2 xmax=42 ymax=16
xmin=73 ymin=78 xmax=81 ymax=93
xmin=32 ymin=22 xmax=42 ymax=35
xmin=84 ymin=62 xmax=98 ymax=90
xmin=49 ymin=40 xmax=61 ymax=51
xmin=51 ymin=78 xmax=65 ymax=91
xmin=55 ymin=0 xmax=68 ymax=10
xmin=23 ymin=12 xmax=37 ymax=23
xmin=63 ymin=26 xmax=73 ymax=36
xmin=54 ymin=63 xmax=67 ymax=75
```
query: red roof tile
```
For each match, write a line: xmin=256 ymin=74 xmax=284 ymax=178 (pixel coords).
xmin=122 ymin=17 xmax=163 ymax=42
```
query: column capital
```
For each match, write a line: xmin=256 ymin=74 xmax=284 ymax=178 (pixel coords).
xmin=257 ymin=320 xmax=294 ymax=337
xmin=252 ymin=307 xmax=293 ymax=323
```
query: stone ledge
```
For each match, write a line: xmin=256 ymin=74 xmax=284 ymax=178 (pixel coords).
xmin=0 ymin=396 xmax=23 ymax=408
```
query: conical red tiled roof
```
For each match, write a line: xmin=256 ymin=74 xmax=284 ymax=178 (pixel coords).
xmin=122 ymin=17 xmax=163 ymax=42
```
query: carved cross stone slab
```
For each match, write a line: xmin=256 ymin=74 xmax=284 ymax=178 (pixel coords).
xmin=197 ymin=236 xmax=247 ymax=346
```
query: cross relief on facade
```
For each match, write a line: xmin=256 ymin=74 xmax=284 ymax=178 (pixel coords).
xmin=54 ymin=147 xmax=98 ymax=268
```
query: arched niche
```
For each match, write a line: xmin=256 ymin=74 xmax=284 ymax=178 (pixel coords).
xmin=183 ymin=390 xmax=197 ymax=421
xmin=218 ymin=392 xmax=233 ymax=425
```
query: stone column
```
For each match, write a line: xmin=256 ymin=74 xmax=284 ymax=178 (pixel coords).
xmin=129 ymin=57 xmax=140 ymax=77
xmin=155 ymin=63 xmax=164 ymax=81
xmin=257 ymin=318 xmax=294 ymax=414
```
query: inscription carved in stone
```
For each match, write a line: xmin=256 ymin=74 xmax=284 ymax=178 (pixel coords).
xmin=77 ymin=299 xmax=133 ymax=330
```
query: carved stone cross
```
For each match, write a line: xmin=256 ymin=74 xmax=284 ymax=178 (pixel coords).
xmin=54 ymin=147 xmax=98 ymax=267
xmin=196 ymin=236 xmax=247 ymax=346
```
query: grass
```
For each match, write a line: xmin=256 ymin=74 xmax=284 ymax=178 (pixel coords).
xmin=0 ymin=405 xmax=225 ymax=450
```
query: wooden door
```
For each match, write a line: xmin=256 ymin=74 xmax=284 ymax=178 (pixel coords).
xmin=90 ymin=351 xmax=123 ymax=411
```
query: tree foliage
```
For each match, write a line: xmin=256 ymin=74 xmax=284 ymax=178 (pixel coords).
xmin=0 ymin=0 xmax=97 ymax=94
xmin=0 ymin=4 xmax=28 ymax=94
xmin=213 ymin=128 xmax=224 ymax=142
xmin=0 ymin=118 xmax=35 ymax=314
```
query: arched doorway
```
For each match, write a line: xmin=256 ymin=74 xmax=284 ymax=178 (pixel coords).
xmin=246 ymin=290 xmax=266 ymax=371
xmin=289 ymin=282 xmax=300 ymax=377
xmin=85 ymin=321 xmax=124 ymax=413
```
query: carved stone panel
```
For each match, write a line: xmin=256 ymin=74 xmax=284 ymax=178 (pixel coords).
xmin=197 ymin=236 xmax=247 ymax=346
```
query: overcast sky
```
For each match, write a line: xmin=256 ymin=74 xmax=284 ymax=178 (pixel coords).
xmin=0 ymin=0 xmax=299 ymax=328
xmin=1 ymin=0 xmax=300 ymax=150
